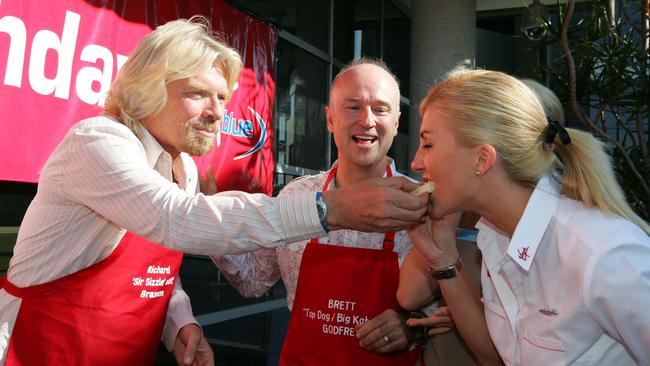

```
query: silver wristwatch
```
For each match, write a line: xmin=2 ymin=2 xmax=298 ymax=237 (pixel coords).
xmin=315 ymin=192 xmax=328 ymax=232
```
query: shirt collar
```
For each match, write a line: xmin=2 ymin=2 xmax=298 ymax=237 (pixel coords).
xmin=506 ymin=174 xmax=561 ymax=271
xmin=475 ymin=218 xmax=509 ymax=271
xmin=326 ymin=158 xmax=397 ymax=191
xmin=137 ymin=124 xmax=194 ymax=191
xmin=138 ymin=124 xmax=170 ymax=170
xmin=386 ymin=158 xmax=397 ymax=175
xmin=475 ymin=175 xmax=561 ymax=271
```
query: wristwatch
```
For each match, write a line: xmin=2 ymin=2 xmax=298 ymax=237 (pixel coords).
xmin=315 ymin=192 xmax=329 ymax=232
xmin=428 ymin=257 xmax=463 ymax=280
xmin=405 ymin=311 xmax=429 ymax=350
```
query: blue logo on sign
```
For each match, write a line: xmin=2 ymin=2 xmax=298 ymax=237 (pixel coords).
xmin=220 ymin=107 xmax=267 ymax=161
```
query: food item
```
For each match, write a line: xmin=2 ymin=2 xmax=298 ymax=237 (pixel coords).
xmin=411 ymin=181 xmax=435 ymax=196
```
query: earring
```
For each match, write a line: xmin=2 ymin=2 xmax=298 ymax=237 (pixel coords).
xmin=475 ymin=170 xmax=481 ymax=176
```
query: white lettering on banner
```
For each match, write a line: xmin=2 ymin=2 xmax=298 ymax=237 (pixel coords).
xmin=301 ymin=298 xmax=370 ymax=338
xmin=76 ymin=44 xmax=113 ymax=105
xmin=28 ymin=10 xmax=79 ymax=99
xmin=0 ymin=15 xmax=25 ymax=87
xmin=0 ymin=10 xmax=128 ymax=105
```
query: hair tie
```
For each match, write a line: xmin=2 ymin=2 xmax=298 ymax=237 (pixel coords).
xmin=544 ymin=118 xmax=571 ymax=145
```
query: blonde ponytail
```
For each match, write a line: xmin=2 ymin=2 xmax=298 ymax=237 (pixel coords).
xmin=557 ymin=129 xmax=649 ymax=234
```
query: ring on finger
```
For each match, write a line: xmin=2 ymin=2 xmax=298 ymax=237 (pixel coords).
xmin=383 ymin=335 xmax=390 ymax=344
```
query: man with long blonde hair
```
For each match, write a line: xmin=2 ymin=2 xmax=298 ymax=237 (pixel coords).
xmin=0 ymin=17 xmax=429 ymax=366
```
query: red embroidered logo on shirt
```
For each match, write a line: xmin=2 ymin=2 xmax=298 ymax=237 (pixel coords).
xmin=518 ymin=246 xmax=530 ymax=261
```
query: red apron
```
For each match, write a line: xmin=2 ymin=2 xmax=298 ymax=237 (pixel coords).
xmin=0 ymin=232 xmax=183 ymax=366
xmin=280 ymin=166 xmax=421 ymax=366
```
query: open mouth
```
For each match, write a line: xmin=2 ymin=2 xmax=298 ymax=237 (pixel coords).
xmin=352 ymin=135 xmax=377 ymax=145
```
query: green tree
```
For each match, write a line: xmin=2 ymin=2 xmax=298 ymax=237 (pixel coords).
xmin=531 ymin=0 xmax=649 ymax=220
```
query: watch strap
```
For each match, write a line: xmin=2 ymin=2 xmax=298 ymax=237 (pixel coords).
xmin=428 ymin=257 xmax=463 ymax=280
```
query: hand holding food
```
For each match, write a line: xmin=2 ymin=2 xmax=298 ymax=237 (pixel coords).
xmin=411 ymin=180 xmax=436 ymax=196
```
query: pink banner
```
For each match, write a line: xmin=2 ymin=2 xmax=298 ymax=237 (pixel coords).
xmin=0 ymin=0 xmax=276 ymax=195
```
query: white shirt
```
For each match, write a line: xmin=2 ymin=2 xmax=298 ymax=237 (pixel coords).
xmin=0 ymin=116 xmax=325 ymax=361
xmin=213 ymin=160 xmax=416 ymax=310
xmin=477 ymin=175 xmax=650 ymax=365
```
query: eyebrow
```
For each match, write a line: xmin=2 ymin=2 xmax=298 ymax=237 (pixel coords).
xmin=343 ymin=97 xmax=394 ymax=107
xmin=182 ymin=83 xmax=212 ymax=93
xmin=181 ymin=83 xmax=230 ymax=98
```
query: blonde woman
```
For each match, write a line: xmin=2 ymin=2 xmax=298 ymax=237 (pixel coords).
xmin=400 ymin=68 xmax=650 ymax=365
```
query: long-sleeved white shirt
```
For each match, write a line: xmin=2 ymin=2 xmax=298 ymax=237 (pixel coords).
xmin=213 ymin=160 xmax=415 ymax=310
xmin=0 ymin=116 xmax=325 ymax=361
xmin=478 ymin=175 xmax=650 ymax=365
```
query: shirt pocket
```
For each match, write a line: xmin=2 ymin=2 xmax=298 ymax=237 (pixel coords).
xmin=520 ymin=328 xmax=566 ymax=365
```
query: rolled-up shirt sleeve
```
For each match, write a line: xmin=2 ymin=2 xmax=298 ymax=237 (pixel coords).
xmin=162 ymin=277 xmax=198 ymax=351
xmin=211 ymin=249 xmax=281 ymax=298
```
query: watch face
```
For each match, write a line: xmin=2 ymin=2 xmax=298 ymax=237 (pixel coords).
xmin=316 ymin=200 xmax=325 ymax=219
xmin=406 ymin=311 xmax=429 ymax=347
xmin=315 ymin=192 xmax=328 ymax=231
xmin=410 ymin=326 xmax=428 ymax=347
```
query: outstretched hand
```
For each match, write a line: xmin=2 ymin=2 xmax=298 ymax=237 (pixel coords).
xmin=325 ymin=176 xmax=428 ymax=233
